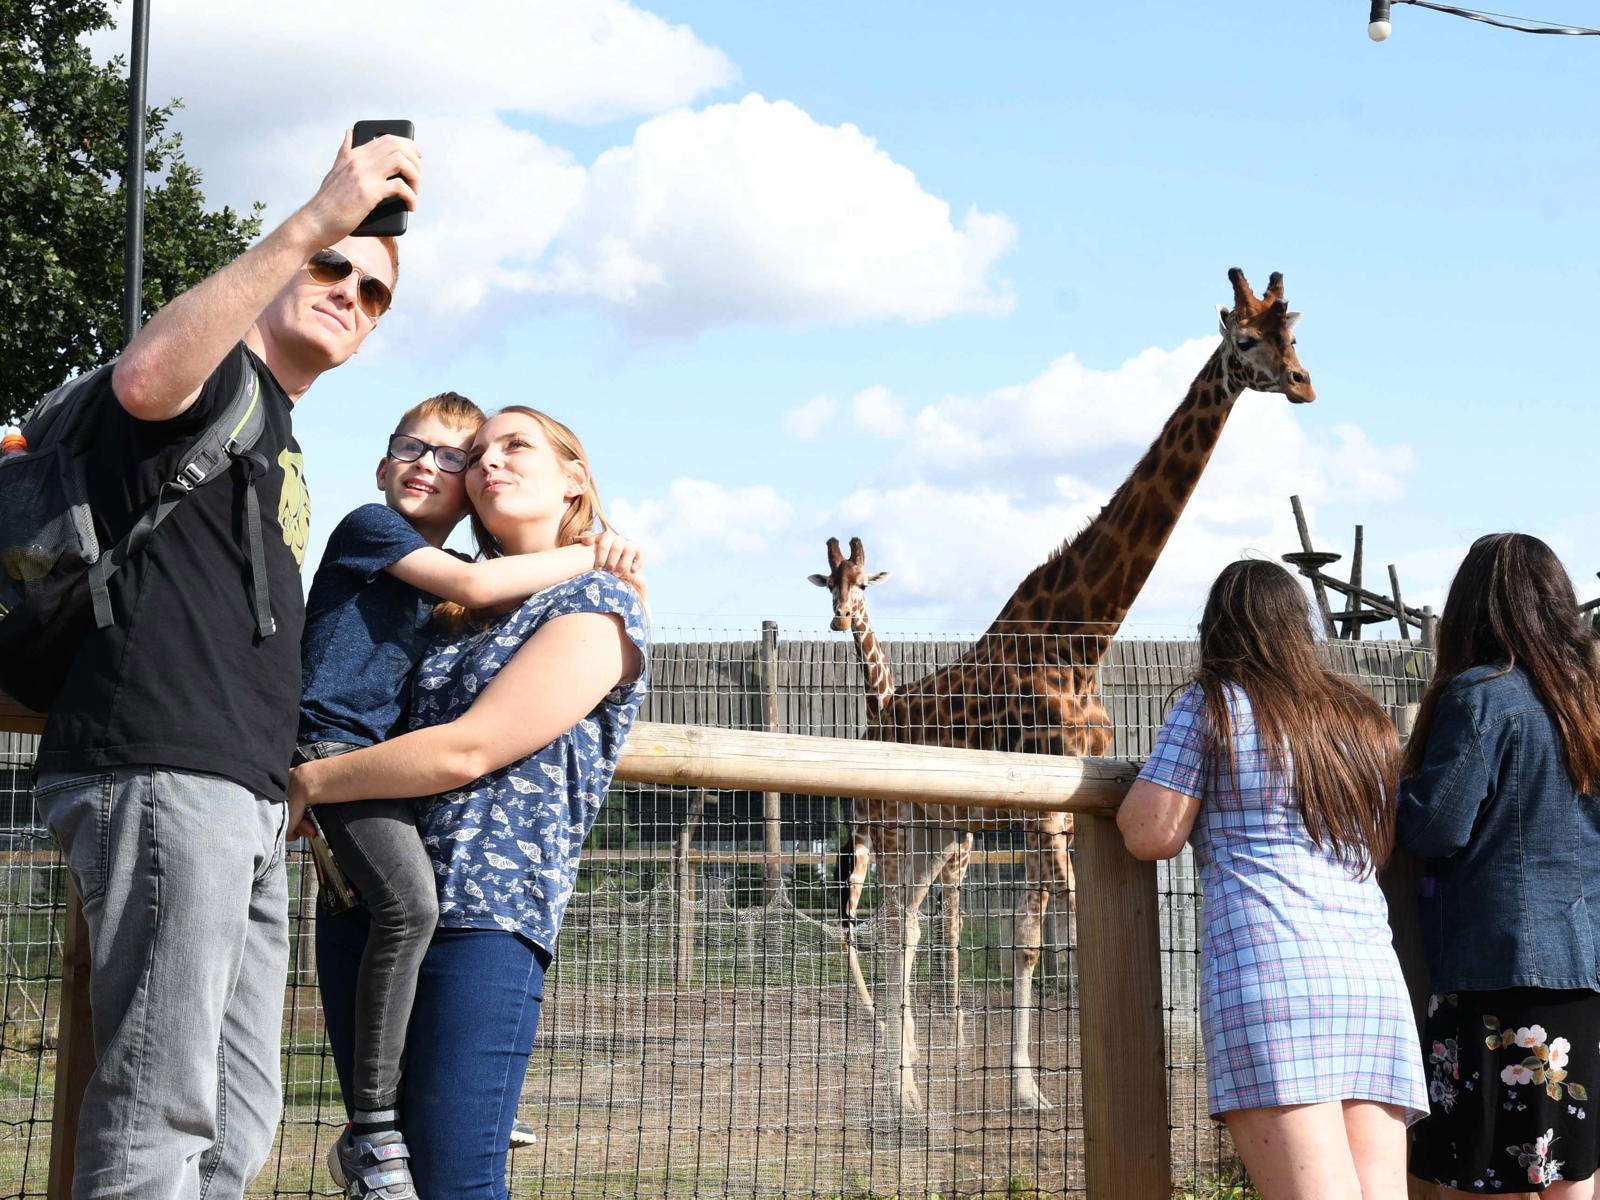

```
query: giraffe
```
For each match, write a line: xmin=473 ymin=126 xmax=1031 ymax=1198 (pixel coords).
xmin=807 ymin=536 xmax=975 ymax=1022
xmin=869 ymin=268 xmax=1315 ymax=1114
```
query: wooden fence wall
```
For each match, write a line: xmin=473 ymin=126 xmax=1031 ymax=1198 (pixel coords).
xmin=644 ymin=633 xmax=1430 ymax=752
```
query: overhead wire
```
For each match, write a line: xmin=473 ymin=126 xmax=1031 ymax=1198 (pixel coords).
xmin=1396 ymin=0 xmax=1600 ymax=34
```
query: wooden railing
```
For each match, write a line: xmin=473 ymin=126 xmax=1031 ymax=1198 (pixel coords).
xmin=13 ymin=709 xmax=1486 ymax=1199
xmin=609 ymin=723 xmax=1480 ymax=1200
xmin=0 ymin=689 xmax=44 ymax=735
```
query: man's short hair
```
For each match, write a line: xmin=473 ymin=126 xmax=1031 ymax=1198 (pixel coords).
xmin=375 ymin=235 xmax=400 ymax=287
xmin=393 ymin=391 xmax=485 ymax=437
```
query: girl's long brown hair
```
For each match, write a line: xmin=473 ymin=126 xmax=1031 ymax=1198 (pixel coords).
xmin=1400 ymin=533 xmax=1600 ymax=791
xmin=436 ymin=405 xmax=644 ymax=632
xmin=1195 ymin=559 xmax=1399 ymax=872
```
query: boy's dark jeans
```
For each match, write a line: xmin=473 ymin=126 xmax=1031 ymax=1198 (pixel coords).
xmin=294 ymin=740 xmax=439 ymax=1113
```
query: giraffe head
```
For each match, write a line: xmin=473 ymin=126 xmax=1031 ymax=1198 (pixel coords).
xmin=1215 ymin=268 xmax=1315 ymax=404
xmin=808 ymin=536 xmax=890 ymax=632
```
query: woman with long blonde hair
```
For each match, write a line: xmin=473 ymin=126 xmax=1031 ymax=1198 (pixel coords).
xmin=293 ymin=406 xmax=647 ymax=1200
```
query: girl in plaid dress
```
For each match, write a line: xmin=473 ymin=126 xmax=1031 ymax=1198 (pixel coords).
xmin=1398 ymin=533 xmax=1600 ymax=1197
xmin=1118 ymin=559 xmax=1426 ymax=1199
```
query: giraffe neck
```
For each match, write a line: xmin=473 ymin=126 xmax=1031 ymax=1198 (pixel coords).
xmin=848 ymin=602 xmax=896 ymax=721
xmin=989 ymin=340 xmax=1245 ymax=660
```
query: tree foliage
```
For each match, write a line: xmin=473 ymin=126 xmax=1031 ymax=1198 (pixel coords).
xmin=0 ymin=0 xmax=262 ymax=424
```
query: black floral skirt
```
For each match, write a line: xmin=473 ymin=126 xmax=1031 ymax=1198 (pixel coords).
xmin=1411 ymin=987 xmax=1600 ymax=1193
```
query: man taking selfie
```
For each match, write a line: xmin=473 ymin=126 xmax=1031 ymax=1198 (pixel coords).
xmin=32 ymin=128 xmax=420 ymax=1200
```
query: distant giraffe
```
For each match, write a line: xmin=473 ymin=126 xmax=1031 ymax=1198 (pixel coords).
xmin=808 ymin=536 xmax=973 ymax=1020
xmin=870 ymin=268 xmax=1315 ymax=1113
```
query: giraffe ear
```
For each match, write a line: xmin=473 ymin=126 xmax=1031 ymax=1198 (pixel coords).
xmin=867 ymin=570 xmax=891 ymax=586
xmin=807 ymin=574 xmax=830 ymax=588
xmin=1284 ymin=311 xmax=1302 ymax=332
xmin=1216 ymin=303 xmax=1232 ymax=335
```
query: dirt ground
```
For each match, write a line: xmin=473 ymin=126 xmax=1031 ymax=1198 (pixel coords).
xmin=496 ymin=977 xmax=1238 ymax=1198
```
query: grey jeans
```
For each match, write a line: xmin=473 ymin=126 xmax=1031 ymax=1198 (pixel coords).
xmin=294 ymin=741 xmax=438 ymax=1115
xmin=35 ymin=767 xmax=288 ymax=1200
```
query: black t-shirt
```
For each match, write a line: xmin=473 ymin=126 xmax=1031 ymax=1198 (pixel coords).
xmin=35 ymin=345 xmax=309 ymax=801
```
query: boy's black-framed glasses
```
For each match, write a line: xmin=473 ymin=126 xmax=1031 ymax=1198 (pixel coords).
xmin=387 ymin=434 xmax=469 ymax=474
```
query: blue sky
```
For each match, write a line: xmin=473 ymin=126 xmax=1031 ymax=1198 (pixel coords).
xmin=87 ymin=1 xmax=1600 ymax=637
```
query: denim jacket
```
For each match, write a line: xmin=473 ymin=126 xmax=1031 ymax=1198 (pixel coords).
xmin=1396 ymin=664 xmax=1600 ymax=993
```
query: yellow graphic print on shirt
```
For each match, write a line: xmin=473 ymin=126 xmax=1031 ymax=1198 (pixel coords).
xmin=277 ymin=447 xmax=311 ymax=566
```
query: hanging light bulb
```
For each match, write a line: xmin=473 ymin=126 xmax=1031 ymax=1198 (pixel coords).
xmin=1369 ymin=0 xmax=1393 ymax=40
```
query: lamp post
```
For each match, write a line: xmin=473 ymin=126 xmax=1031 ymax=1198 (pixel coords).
xmin=51 ymin=12 xmax=155 ymax=1199
xmin=122 ymin=0 xmax=150 ymax=345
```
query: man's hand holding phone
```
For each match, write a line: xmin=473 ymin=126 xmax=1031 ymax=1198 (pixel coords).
xmin=300 ymin=123 xmax=420 ymax=247
xmin=350 ymin=119 xmax=415 ymax=237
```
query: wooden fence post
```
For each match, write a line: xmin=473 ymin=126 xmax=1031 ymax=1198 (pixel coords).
xmin=1076 ymin=813 xmax=1169 ymax=1199
xmin=1420 ymin=605 xmax=1438 ymax=651
xmin=1290 ymin=494 xmax=1339 ymax=638
xmin=47 ymin=885 xmax=94 ymax=1200
xmin=759 ymin=621 xmax=784 ymax=902
xmin=674 ymin=791 xmax=709 ymax=987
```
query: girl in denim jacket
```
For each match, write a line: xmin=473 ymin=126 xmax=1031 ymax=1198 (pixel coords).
xmin=1400 ymin=532 xmax=1600 ymax=1197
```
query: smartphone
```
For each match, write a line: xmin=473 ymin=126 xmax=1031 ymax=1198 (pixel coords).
xmin=350 ymin=119 xmax=414 ymax=238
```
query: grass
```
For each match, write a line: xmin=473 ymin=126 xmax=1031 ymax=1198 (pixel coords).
xmin=831 ymin=1171 xmax=1051 ymax=1200
xmin=1173 ymin=1180 xmax=1259 ymax=1200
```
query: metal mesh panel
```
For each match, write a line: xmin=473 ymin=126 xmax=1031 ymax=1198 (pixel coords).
xmin=0 ymin=628 xmax=1431 ymax=1198
xmin=1 ymin=734 xmax=60 ymax=1200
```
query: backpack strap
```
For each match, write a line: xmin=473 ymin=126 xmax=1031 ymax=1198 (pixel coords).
xmin=237 ymin=448 xmax=276 ymax=638
xmin=86 ymin=360 xmax=276 ymax=635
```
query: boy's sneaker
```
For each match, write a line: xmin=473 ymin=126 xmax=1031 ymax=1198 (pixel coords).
xmin=509 ymin=1119 xmax=538 ymax=1148
xmin=327 ymin=1127 xmax=417 ymax=1199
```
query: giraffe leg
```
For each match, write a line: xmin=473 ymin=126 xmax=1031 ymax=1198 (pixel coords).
xmin=880 ymin=825 xmax=951 ymax=1115
xmin=930 ymin=832 xmax=971 ymax=1051
xmin=882 ymin=885 xmax=924 ymax=1114
xmin=1049 ymin=819 xmax=1076 ymax=981
xmin=1011 ymin=830 xmax=1055 ymax=1111
xmin=839 ymin=827 xmax=876 ymax=1015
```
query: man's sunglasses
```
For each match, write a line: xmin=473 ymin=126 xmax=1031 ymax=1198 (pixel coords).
xmin=387 ymin=434 xmax=469 ymax=474
xmin=305 ymin=249 xmax=393 ymax=320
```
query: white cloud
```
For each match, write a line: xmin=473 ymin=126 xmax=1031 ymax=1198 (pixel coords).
xmin=90 ymin=11 xmax=1012 ymax=340
xmin=612 ymin=478 xmax=794 ymax=560
xmin=783 ymin=395 xmax=838 ymax=441
xmin=814 ymin=343 xmax=1418 ymax=629
xmin=826 ymin=483 xmax=1100 ymax=607
xmin=235 ymin=114 xmax=591 ymax=323
xmin=905 ymin=341 xmax=1216 ymax=483
xmin=850 ymin=385 xmax=907 ymax=439
xmin=510 ymin=95 xmax=1017 ymax=336
xmin=91 ymin=0 xmax=736 ymax=128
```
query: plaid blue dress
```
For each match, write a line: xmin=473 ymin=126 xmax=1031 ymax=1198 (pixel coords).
xmin=1140 ymin=683 xmax=1427 ymax=1121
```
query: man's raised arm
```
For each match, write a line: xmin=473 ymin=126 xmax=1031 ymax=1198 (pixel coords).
xmin=112 ymin=130 xmax=421 ymax=418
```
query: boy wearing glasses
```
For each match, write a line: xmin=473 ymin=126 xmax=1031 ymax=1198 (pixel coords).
xmin=296 ymin=393 xmax=639 ymax=1200
xmin=32 ymin=130 xmax=418 ymax=1200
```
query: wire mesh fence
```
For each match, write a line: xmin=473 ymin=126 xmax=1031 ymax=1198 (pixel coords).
xmin=0 ymin=624 xmax=1431 ymax=1198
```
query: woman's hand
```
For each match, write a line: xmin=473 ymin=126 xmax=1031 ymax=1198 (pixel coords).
xmin=287 ymin=765 xmax=314 ymax=841
xmin=580 ymin=530 xmax=643 ymax=579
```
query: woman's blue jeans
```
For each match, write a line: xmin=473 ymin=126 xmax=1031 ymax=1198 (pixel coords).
xmin=317 ymin=907 xmax=549 ymax=1200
